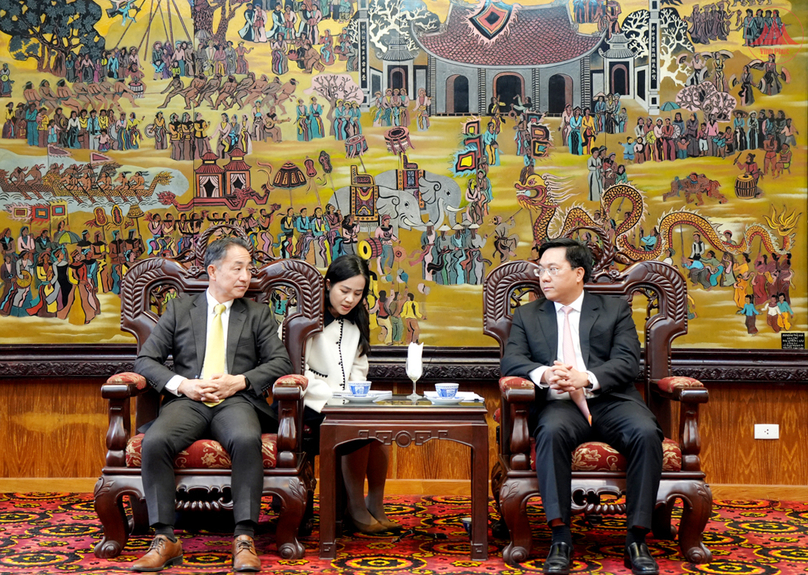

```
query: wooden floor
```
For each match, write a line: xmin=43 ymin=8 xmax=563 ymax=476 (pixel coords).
xmin=1 ymin=478 xmax=806 ymax=501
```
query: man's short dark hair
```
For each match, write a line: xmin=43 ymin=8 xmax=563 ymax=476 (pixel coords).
xmin=204 ymin=236 xmax=252 ymax=269
xmin=538 ymin=238 xmax=594 ymax=282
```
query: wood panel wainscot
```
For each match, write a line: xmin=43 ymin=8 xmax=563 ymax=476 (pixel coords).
xmin=1 ymin=345 xmax=806 ymax=490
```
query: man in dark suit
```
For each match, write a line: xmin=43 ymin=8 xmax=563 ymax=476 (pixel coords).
xmin=131 ymin=236 xmax=293 ymax=572
xmin=501 ymin=238 xmax=662 ymax=575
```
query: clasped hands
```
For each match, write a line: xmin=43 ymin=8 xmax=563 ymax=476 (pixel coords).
xmin=179 ymin=374 xmax=247 ymax=403
xmin=544 ymin=360 xmax=590 ymax=394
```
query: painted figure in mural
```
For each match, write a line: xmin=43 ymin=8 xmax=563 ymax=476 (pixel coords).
xmin=492 ymin=215 xmax=518 ymax=264
xmin=464 ymin=178 xmax=486 ymax=226
xmin=587 ymin=147 xmax=603 ymax=202
xmin=309 ymin=206 xmax=331 ymax=267
xmin=568 ymin=106 xmax=583 ymax=155
xmin=373 ymin=215 xmax=398 ymax=276
xmin=0 ymin=63 xmax=12 ymax=98
xmin=339 ymin=213 xmax=357 ymax=256
xmin=376 ymin=289 xmax=392 ymax=344
xmin=400 ymin=292 xmax=425 ymax=344
xmin=269 ymin=35 xmax=289 ymax=75
xmin=309 ymin=96 xmax=324 ymax=139
xmin=482 ymin=122 xmax=500 ymax=166
xmin=417 ymin=223 xmax=436 ymax=282
xmin=751 ymin=54 xmax=784 ymax=96
xmin=295 ymin=99 xmax=310 ymax=141
xmin=274 ymin=207 xmax=296 ymax=258
xmin=415 ymin=88 xmax=431 ymax=131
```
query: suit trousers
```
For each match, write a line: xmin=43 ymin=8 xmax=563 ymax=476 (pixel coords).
xmin=141 ymin=395 xmax=264 ymax=527
xmin=533 ymin=395 xmax=663 ymax=529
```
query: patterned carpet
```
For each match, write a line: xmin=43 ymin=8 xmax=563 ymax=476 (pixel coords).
xmin=1 ymin=493 xmax=808 ymax=574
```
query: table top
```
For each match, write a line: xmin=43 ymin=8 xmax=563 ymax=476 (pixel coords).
xmin=321 ymin=393 xmax=488 ymax=414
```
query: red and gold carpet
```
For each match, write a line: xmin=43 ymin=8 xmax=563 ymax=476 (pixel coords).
xmin=1 ymin=493 xmax=807 ymax=574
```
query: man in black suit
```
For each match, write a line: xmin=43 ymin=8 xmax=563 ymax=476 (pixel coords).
xmin=501 ymin=238 xmax=662 ymax=575
xmin=131 ymin=237 xmax=293 ymax=572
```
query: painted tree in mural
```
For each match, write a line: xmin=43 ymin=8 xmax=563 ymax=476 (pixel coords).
xmin=676 ymin=81 xmax=737 ymax=121
xmin=365 ymin=0 xmax=439 ymax=57
xmin=311 ymin=74 xmax=363 ymax=137
xmin=192 ymin=0 xmax=251 ymax=46
xmin=0 ymin=0 xmax=106 ymax=74
xmin=622 ymin=8 xmax=694 ymax=81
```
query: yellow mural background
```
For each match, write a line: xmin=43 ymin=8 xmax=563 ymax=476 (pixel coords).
xmin=0 ymin=0 xmax=804 ymax=348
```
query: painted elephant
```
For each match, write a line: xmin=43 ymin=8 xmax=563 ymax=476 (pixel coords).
xmin=327 ymin=168 xmax=463 ymax=232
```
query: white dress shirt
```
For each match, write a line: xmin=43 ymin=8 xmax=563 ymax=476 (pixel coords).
xmin=528 ymin=291 xmax=600 ymax=400
xmin=164 ymin=290 xmax=234 ymax=395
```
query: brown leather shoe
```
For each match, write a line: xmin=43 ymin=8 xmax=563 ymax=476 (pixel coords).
xmin=232 ymin=535 xmax=261 ymax=572
xmin=130 ymin=535 xmax=182 ymax=572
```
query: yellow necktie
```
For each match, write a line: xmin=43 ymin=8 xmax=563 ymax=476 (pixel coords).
xmin=202 ymin=303 xmax=226 ymax=407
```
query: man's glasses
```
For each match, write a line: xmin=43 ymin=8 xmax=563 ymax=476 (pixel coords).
xmin=535 ymin=265 xmax=570 ymax=277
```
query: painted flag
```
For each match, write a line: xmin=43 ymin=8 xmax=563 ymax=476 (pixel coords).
xmin=90 ymin=151 xmax=113 ymax=164
xmin=50 ymin=201 xmax=68 ymax=218
xmin=33 ymin=205 xmax=50 ymax=222
xmin=47 ymin=144 xmax=71 ymax=157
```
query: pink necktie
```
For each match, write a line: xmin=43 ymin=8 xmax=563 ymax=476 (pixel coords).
xmin=561 ymin=305 xmax=592 ymax=425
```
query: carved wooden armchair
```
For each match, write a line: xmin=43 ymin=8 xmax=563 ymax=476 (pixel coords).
xmin=94 ymin=231 xmax=323 ymax=560
xmin=483 ymin=259 xmax=712 ymax=566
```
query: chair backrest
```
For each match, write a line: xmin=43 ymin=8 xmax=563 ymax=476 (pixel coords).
xmin=120 ymin=231 xmax=324 ymax=430
xmin=482 ymin=259 xmax=688 ymax=400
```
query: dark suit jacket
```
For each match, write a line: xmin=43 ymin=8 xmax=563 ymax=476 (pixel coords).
xmin=501 ymin=291 xmax=643 ymax=407
xmin=134 ymin=292 xmax=293 ymax=420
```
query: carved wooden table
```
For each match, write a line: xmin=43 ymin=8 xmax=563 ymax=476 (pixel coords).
xmin=318 ymin=395 xmax=489 ymax=559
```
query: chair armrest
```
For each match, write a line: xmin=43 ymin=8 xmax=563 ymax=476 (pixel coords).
xmin=498 ymin=376 xmax=535 ymax=471
xmin=273 ymin=374 xmax=308 ymax=468
xmin=653 ymin=376 xmax=708 ymax=472
xmin=101 ymin=372 xmax=149 ymax=467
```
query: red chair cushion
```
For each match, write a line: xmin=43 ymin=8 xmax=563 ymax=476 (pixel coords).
xmin=528 ymin=438 xmax=682 ymax=472
xmin=126 ymin=433 xmax=278 ymax=469
xmin=657 ymin=376 xmax=704 ymax=393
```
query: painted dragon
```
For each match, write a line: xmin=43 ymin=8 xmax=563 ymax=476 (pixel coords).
xmin=515 ymin=176 xmax=789 ymax=266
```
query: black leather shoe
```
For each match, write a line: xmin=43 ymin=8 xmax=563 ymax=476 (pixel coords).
xmin=543 ymin=541 xmax=573 ymax=574
xmin=624 ymin=542 xmax=659 ymax=575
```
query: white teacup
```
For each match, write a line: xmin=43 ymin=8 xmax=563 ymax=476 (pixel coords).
xmin=435 ymin=382 xmax=459 ymax=398
xmin=348 ymin=381 xmax=371 ymax=397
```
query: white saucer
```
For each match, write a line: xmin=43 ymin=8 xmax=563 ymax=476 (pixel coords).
xmin=428 ymin=396 xmax=463 ymax=405
xmin=343 ymin=394 xmax=378 ymax=403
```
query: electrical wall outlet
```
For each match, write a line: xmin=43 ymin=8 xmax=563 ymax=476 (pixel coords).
xmin=754 ymin=424 xmax=779 ymax=439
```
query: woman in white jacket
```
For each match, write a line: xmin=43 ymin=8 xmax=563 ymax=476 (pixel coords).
xmin=303 ymin=254 xmax=398 ymax=534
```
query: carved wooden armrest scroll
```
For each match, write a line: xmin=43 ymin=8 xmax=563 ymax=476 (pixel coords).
xmin=499 ymin=376 xmax=535 ymax=470
xmin=273 ymin=374 xmax=307 ymax=468
xmin=101 ymin=372 xmax=148 ymax=467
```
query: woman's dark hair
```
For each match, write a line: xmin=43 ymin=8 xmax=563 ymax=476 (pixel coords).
xmin=537 ymin=237 xmax=594 ymax=282
xmin=324 ymin=254 xmax=371 ymax=356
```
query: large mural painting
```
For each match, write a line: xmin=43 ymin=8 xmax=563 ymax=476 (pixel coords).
xmin=0 ymin=0 xmax=804 ymax=348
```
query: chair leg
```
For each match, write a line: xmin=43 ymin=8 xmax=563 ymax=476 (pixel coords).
xmin=677 ymin=482 xmax=713 ymax=563
xmin=652 ymin=499 xmax=676 ymax=540
xmin=490 ymin=460 xmax=505 ymax=515
xmin=499 ymin=479 xmax=536 ymax=566
xmin=93 ymin=476 xmax=129 ymax=558
xmin=130 ymin=496 xmax=150 ymax=535
xmin=299 ymin=464 xmax=317 ymax=537
xmin=272 ymin=480 xmax=307 ymax=560
xmin=490 ymin=461 xmax=510 ymax=539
